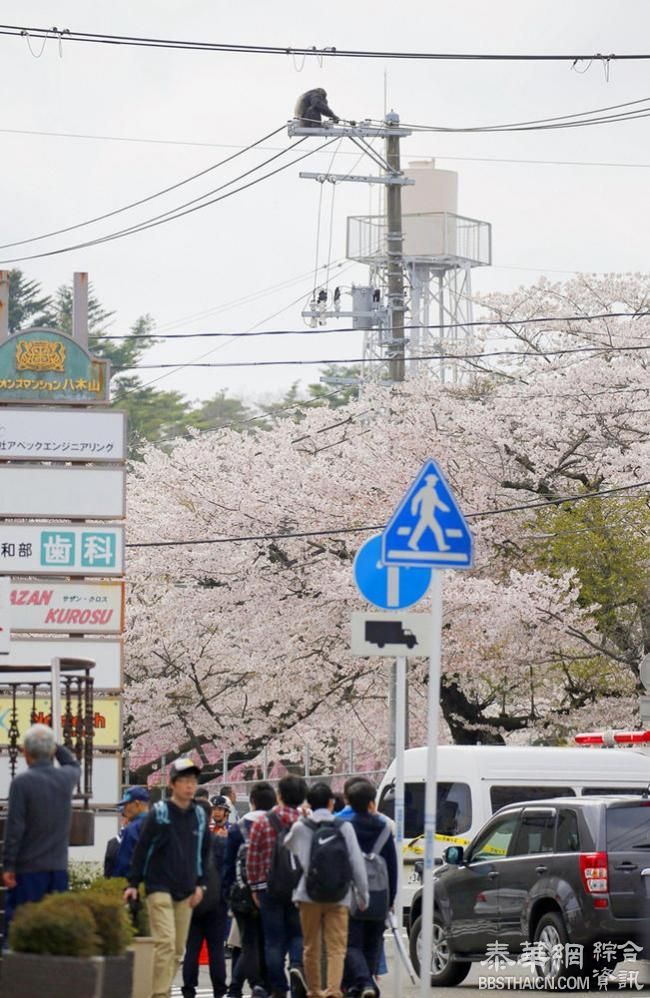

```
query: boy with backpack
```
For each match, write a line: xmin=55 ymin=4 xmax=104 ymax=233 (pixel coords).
xmin=124 ymin=758 xmax=212 ymax=998
xmin=284 ymin=782 xmax=368 ymax=998
xmin=223 ymin=781 xmax=277 ymax=998
xmin=341 ymin=780 xmax=397 ymax=998
xmin=246 ymin=775 xmax=308 ymax=998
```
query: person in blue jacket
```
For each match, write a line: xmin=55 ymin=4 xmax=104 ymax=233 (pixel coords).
xmin=111 ymin=786 xmax=150 ymax=878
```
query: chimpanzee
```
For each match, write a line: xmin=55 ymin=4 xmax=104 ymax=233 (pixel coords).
xmin=294 ymin=88 xmax=340 ymax=127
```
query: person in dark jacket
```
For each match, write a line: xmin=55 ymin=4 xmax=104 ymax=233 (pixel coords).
xmin=294 ymin=88 xmax=340 ymax=127
xmin=111 ymin=786 xmax=150 ymax=878
xmin=182 ymin=798 xmax=228 ymax=998
xmin=103 ymin=815 xmax=127 ymax=877
xmin=223 ymin=781 xmax=276 ymax=998
xmin=342 ymin=780 xmax=397 ymax=998
xmin=2 ymin=724 xmax=80 ymax=934
xmin=124 ymin=758 xmax=211 ymax=998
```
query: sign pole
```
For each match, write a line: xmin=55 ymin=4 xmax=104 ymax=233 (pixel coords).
xmin=419 ymin=571 xmax=443 ymax=998
xmin=50 ymin=656 xmax=62 ymax=742
xmin=393 ymin=653 xmax=407 ymax=997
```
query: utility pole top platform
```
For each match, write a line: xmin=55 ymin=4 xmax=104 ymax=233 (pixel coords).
xmin=287 ymin=119 xmax=412 ymax=140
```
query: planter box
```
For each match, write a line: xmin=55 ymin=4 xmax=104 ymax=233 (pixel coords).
xmin=4 ymin=950 xmax=133 ymax=998
xmin=130 ymin=936 xmax=155 ymax=998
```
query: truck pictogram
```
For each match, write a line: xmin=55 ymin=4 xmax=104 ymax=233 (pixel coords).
xmin=365 ymin=620 xmax=418 ymax=649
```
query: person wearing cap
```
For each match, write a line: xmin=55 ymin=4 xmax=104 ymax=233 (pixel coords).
xmin=124 ymin=758 xmax=212 ymax=998
xmin=210 ymin=794 xmax=231 ymax=837
xmin=111 ymin=786 xmax=150 ymax=879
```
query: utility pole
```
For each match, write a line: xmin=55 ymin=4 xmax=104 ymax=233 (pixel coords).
xmin=384 ymin=111 xmax=406 ymax=382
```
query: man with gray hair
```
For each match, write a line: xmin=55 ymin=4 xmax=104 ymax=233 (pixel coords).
xmin=2 ymin=723 xmax=80 ymax=934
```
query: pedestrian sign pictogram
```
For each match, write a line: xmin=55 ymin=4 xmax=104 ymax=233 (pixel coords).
xmin=382 ymin=459 xmax=473 ymax=569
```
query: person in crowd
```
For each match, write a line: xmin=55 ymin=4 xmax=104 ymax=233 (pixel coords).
xmin=195 ymin=786 xmax=211 ymax=802
xmin=124 ymin=758 xmax=212 ymax=998
xmin=343 ymin=780 xmax=397 ymax=998
xmin=223 ymin=781 xmax=277 ymax=998
xmin=111 ymin=786 xmax=150 ymax=878
xmin=2 ymin=724 xmax=80 ymax=934
xmin=247 ymin=775 xmax=308 ymax=998
xmin=182 ymin=797 xmax=228 ymax=998
xmin=285 ymin=782 xmax=368 ymax=998
xmin=211 ymin=794 xmax=232 ymax=836
xmin=104 ymin=813 xmax=128 ymax=877
xmin=220 ymin=784 xmax=238 ymax=819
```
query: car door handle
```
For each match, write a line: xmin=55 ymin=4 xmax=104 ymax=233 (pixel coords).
xmin=536 ymin=865 xmax=548 ymax=875
xmin=614 ymin=862 xmax=639 ymax=871
xmin=487 ymin=871 xmax=499 ymax=880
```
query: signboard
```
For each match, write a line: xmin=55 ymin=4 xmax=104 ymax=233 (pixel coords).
xmin=0 ymin=524 xmax=124 ymax=576
xmin=0 ymin=408 xmax=126 ymax=462
xmin=0 ymin=695 xmax=121 ymax=749
xmin=0 ymin=638 xmax=122 ymax=688
xmin=0 ymin=753 xmax=121 ymax=804
xmin=382 ymin=458 xmax=473 ymax=569
xmin=353 ymin=534 xmax=431 ymax=610
xmin=9 ymin=581 xmax=124 ymax=634
xmin=0 ymin=577 xmax=9 ymax=655
xmin=0 ymin=466 xmax=126 ymax=519
xmin=351 ymin=611 xmax=431 ymax=657
xmin=0 ymin=328 xmax=109 ymax=404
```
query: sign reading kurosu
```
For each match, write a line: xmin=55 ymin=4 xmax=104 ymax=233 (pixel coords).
xmin=0 ymin=328 xmax=109 ymax=404
xmin=9 ymin=581 xmax=124 ymax=634
xmin=0 ymin=524 xmax=124 ymax=576
xmin=0 ymin=696 xmax=121 ymax=748
xmin=0 ymin=408 xmax=126 ymax=462
xmin=1 ymin=638 xmax=122 ymax=688
xmin=0 ymin=466 xmax=126 ymax=519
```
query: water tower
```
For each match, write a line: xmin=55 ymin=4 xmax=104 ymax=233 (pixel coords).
xmin=346 ymin=159 xmax=492 ymax=382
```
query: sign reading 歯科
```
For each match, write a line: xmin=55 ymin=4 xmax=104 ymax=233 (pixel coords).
xmin=0 ymin=408 xmax=126 ymax=462
xmin=0 ymin=524 xmax=124 ymax=576
xmin=0 ymin=329 xmax=109 ymax=404
xmin=9 ymin=581 xmax=124 ymax=634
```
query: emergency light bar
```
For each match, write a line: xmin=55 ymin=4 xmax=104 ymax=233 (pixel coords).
xmin=575 ymin=730 xmax=650 ymax=746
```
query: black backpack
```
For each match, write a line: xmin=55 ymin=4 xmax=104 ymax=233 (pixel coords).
xmin=304 ymin=818 xmax=352 ymax=903
xmin=266 ymin=811 xmax=302 ymax=903
xmin=228 ymin=820 xmax=256 ymax=916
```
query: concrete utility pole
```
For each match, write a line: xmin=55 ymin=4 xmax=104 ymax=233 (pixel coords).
xmin=384 ymin=111 xmax=406 ymax=382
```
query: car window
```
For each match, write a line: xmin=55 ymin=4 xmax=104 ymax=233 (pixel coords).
xmin=582 ymin=787 xmax=645 ymax=797
xmin=556 ymin=808 xmax=580 ymax=852
xmin=378 ymin=780 xmax=472 ymax=839
xmin=606 ymin=803 xmax=650 ymax=850
xmin=469 ymin=814 xmax=519 ymax=863
xmin=490 ymin=785 xmax=575 ymax=811
xmin=510 ymin=810 xmax=555 ymax=856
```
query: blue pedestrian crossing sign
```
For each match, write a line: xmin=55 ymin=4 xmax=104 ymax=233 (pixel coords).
xmin=353 ymin=535 xmax=432 ymax=610
xmin=382 ymin=458 xmax=473 ymax=569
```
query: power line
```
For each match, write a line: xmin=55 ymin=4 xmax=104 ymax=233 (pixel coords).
xmin=2 ymin=25 xmax=649 ymax=62
xmin=125 ymin=480 xmax=650 ymax=549
xmin=93 ymin=308 xmax=650 ymax=341
xmin=0 ymin=124 xmax=287 ymax=250
xmin=0 ymin=137 xmax=339 ymax=264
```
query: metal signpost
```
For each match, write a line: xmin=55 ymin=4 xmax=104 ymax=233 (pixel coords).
xmin=0 ymin=577 xmax=9 ymax=655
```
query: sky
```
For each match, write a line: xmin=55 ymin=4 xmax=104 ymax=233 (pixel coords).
xmin=2 ymin=0 xmax=650 ymax=406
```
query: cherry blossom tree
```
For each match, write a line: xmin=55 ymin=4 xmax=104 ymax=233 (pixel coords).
xmin=124 ymin=274 xmax=650 ymax=780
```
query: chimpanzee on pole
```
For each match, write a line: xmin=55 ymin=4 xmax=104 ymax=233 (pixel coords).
xmin=294 ymin=88 xmax=340 ymax=127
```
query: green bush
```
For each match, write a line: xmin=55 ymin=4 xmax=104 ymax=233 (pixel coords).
xmin=9 ymin=895 xmax=99 ymax=956
xmin=75 ymin=892 xmax=134 ymax=956
xmin=87 ymin=875 xmax=150 ymax=937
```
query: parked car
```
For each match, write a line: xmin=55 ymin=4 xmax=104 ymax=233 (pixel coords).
xmin=408 ymin=795 xmax=650 ymax=987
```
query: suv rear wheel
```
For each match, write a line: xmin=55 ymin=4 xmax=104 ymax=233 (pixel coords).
xmin=409 ymin=913 xmax=471 ymax=987
xmin=533 ymin=911 xmax=570 ymax=986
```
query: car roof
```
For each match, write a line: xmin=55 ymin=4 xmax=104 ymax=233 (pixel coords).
xmin=495 ymin=794 xmax=650 ymax=816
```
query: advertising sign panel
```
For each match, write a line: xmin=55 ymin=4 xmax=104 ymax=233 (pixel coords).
xmin=0 ymin=329 xmax=109 ymax=404
xmin=9 ymin=581 xmax=124 ymax=634
xmin=0 ymin=408 xmax=126 ymax=462
xmin=0 ymin=695 xmax=121 ymax=749
xmin=0 ymin=638 xmax=122 ymax=688
xmin=0 ymin=753 xmax=121 ymax=804
xmin=0 ymin=466 xmax=126 ymax=519
xmin=0 ymin=524 xmax=124 ymax=577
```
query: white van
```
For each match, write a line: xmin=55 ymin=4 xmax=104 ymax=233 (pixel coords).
xmin=377 ymin=745 xmax=650 ymax=906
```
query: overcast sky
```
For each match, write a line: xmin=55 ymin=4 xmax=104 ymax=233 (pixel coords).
xmin=2 ymin=1 xmax=650 ymax=405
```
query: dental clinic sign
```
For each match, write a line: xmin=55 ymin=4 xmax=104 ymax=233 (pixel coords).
xmin=0 ymin=328 xmax=109 ymax=403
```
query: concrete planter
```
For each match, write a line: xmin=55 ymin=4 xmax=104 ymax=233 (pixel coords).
xmin=129 ymin=936 xmax=155 ymax=998
xmin=4 ymin=950 xmax=133 ymax=998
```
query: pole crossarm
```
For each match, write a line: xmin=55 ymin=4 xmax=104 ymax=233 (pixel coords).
xmin=287 ymin=120 xmax=412 ymax=139
xmin=299 ymin=171 xmax=414 ymax=185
